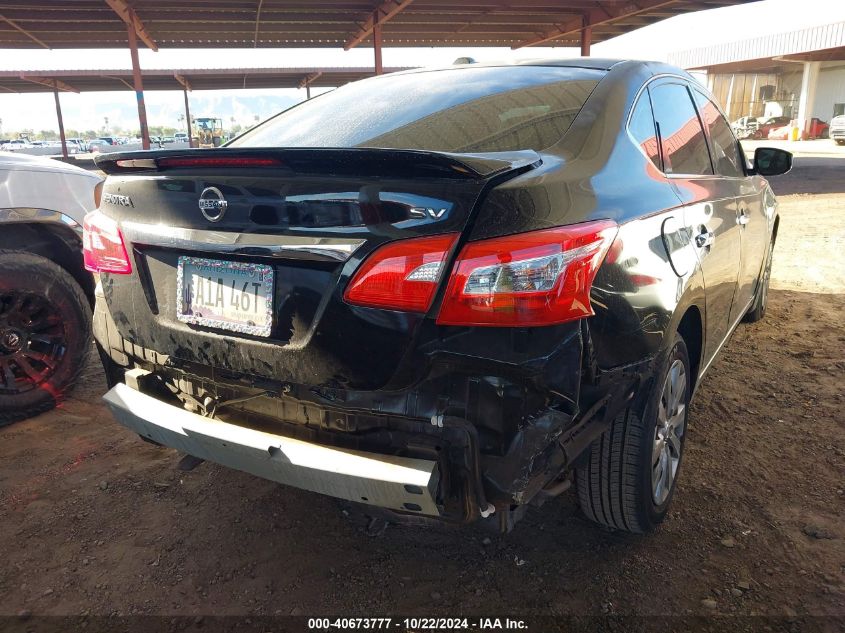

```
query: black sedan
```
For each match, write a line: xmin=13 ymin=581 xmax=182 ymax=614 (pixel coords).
xmin=86 ymin=59 xmax=791 ymax=533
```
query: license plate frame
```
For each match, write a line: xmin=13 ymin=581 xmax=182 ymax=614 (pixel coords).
xmin=176 ymin=256 xmax=274 ymax=337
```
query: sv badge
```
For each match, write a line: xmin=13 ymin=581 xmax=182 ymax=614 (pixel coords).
xmin=410 ymin=207 xmax=448 ymax=219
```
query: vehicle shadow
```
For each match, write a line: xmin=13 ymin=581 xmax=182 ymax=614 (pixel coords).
xmin=766 ymin=156 xmax=845 ymax=196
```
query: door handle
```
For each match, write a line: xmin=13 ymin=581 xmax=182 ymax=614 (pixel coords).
xmin=695 ymin=230 xmax=715 ymax=248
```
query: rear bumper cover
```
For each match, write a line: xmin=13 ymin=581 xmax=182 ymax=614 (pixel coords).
xmin=103 ymin=382 xmax=441 ymax=516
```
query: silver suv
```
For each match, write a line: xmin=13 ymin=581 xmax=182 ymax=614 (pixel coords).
xmin=0 ymin=152 xmax=102 ymax=424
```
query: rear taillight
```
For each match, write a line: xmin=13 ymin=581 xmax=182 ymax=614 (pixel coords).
xmin=436 ymin=220 xmax=618 ymax=327
xmin=82 ymin=210 xmax=132 ymax=274
xmin=344 ymin=233 xmax=459 ymax=313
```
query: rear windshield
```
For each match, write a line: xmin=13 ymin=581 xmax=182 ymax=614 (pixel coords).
xmin=229 ymin=66 xmax=602 ymax=153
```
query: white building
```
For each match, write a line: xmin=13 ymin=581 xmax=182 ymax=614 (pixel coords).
xmin=669 ymin=21 xmax=845 ymax=138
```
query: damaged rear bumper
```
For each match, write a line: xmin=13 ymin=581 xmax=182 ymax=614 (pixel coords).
xmin=103 ymin=382 xmax=442 ymax=516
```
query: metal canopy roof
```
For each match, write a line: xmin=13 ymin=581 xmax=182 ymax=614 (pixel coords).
xmin=0 ymin=67 xmax=412 ymax=93
xmin=1 ymin=0 xmax=752 ymax=51
xmin=670 ymin=21 xmax=845 ymax=70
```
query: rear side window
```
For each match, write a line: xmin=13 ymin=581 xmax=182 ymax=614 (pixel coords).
xmin=692 ymin=91 xmax=746 ymax=178
xmin=628 ymin=91 xmax=661 ymax=169
xmin=230 ymin=66 xmax=602 ymax=153
xmin=649 ymin=83 xmax=712 ymax=176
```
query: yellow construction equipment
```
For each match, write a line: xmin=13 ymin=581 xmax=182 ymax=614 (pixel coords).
xmin=195 ymin=117 xmax=224 ymax=148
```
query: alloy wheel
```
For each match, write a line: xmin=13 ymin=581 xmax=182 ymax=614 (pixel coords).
xmin=652 ymin=358 xmax=687 ymax=505
xmin=0 ymin=290 xmax=67 ymax=395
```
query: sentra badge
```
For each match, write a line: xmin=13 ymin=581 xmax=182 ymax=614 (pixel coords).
xmin=103 ymin=192 xmax=133 ymax=207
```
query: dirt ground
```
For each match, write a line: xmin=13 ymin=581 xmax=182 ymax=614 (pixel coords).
xmin=0 ymin=157 xmax=843 ymax=627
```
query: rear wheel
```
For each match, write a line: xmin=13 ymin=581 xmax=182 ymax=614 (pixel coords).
xmin=836 ymin=140 xmax=845 ymax=146
xmin=744 ymin=237 xmax=774 ymax=323
xmin=577 ymin=333 xmax=690 ymax=533
xmin=0 ymin=251 xmax=92 ymax=426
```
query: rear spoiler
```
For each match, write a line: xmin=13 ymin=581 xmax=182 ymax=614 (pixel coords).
xmin=94 ymin=147 xmax=541 ymax=180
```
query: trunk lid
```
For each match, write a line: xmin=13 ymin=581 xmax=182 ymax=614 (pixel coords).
xmin=95 ymin=148 xmax=539 ymax=390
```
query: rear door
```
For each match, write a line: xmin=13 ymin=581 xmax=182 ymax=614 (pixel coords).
xmin=692 ymin=89 xmax=766 ymax=325
xmin=648 ymin=80 xmax=742 ymax=366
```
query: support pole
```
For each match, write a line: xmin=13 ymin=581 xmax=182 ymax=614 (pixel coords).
xmin=127 ymin=16 xmax=150 ymax=150
xmin=580 ymin=15 xmax=591 ymax=57
xmin=724 ymin=73 xmax=735 ymax=120
xmin=373 ymin=10 xmax=383 ymax=75
xmin=183 ymin=89 xmax=193 ymax=148
xmin=796 ymin=61 xmax=820 ymax=140
xmin=53 ymin=87 xmax=68 ymax=159
xmin=306 ymin=84 xmax=311 ymax=100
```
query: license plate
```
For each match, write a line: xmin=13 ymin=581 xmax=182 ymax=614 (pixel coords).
xmin=176 ymin=256 xmax=274 ymax=337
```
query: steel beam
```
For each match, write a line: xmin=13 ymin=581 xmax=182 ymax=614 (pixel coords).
xmin=102 ymin=74 xmax=135 ymax=90
xmin=126 ymin=17 xmax=151 ymax=150
xmin=344 ymin=0 xmax=414 ymax=50
xmin=19 ymin=76 xmax=78 ymax=93
xmin=53 ymin=89 xmax=68 ymax=159
xmin=512 ymin=0 xmax=680 ymax=49
xmin=0 ymin=12 xmax=50 ymax=49
xmin=373 ymin=13 xmax=383 ymax=76
xmin=580 ymin=14 xmax=591 ymax=57
xmin=183 ymin=89 xmax=193 ymax=148
xmin=298 ymin=72 xmax=323 ymax=89
xmin=174 ymin=73 xmax=192 ymax=91
xmin=253 ymin=0 xmax=265 ymax=47
xmin=104 ymin=0 xmax=159 ymax=51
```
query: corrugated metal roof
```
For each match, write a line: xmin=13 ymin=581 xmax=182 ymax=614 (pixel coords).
xmin=669 ymin=21 xmax=845 ymax=69
xmin=0 ymin=0 xmax=752 ymax=50
xmin=0 ymin=67 xmax=414 ymax=93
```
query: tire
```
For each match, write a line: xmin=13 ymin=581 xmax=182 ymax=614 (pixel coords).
xmin=744 ymin=237 xmax=774 ymax=323
xmin=0 ymin=250 xmax=92 ymax=426
xmin=836 ymin=140 xmax=845 ymax=146
xmin=577 ymin=333 xmax=691 ymax=533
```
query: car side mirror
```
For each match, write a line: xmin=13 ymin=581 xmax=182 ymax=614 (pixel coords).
xmin=752 ymin=147 xmax=792 ymax=176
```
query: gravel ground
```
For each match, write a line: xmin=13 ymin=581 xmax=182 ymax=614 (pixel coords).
xmin=0 ymin=157 xmax=843 ymax=628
